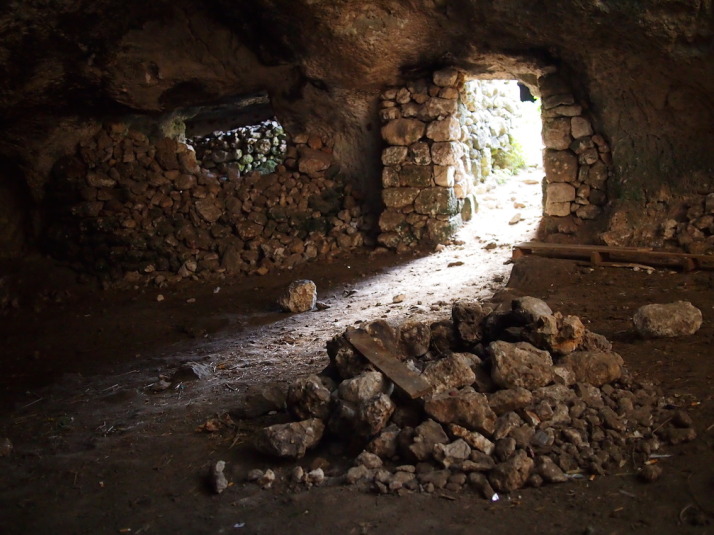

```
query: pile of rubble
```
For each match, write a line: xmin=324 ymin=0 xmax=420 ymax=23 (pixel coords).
xmin=189 ymin=120 xmax=288 ymax=176
xmin=48 ymin=124 xmax=369 ymax=282
xmin=249 ymin=296 xmax=696 ymax=497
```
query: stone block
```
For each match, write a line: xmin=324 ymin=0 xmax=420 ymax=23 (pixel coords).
xmin=571 ymin=117 xmax=593 ymax=139
xmin=434 ymin=165 xmax=455 ymax=187
xmin=379 ymin=210 xmax=407 ymax=232
xmin=538 ymin=74 xmax=571 ymax=98
xmin=381 ymin=119 xmax=426 ymax=146
xmin=433 ymin=67 xmax=460 ymax=87
xmin=382 ymin=166 xmax=400 ymax=187
xmin=542 ymin=118 xmax=572 ymax=150
xmin=408 ymin=142 xmax=432 ymax=165
xmin=420 ymin=97 xmax=458 ymax=120
xmin=431 ymin=141 xmax=461 ymax=166
xmin=585 ymin=160 xmax=608 ymax=188
xmin=542 ymin=94 xmax=575 ymax=109
xmin=427 ymin=215 xmax=462 ymax=243
xmin=546 ymin=183 xmax=576 ymax=204
xmin=381 ymin=146 xmax=408 ymax=166
xmin=426 ymin=116 xmax=462 ymax=142
xmin=544 ymin=150 xmax=578 ymax=183
xmin=382 ymin=187 xmax=420 ymax=209
xmin=400 ymin=165 xmax=433 ymax=187
xmin=575 ymin=204 xmax=601 ymax=220
xmin=414 ymin=187 xmax=459 ymax=216
xmin=298 ymin=147 xmax=332 ymax=176
xmin=544 ymin=201 xmax=572 ymax=217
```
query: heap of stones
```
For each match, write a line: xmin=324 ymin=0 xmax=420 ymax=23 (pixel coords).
xmin=49 ymin=124 xmax=368 ymax=283
xmin=665 ymin=193 xmax=714 ymax=254
xmin=251 ymin=296 xmax=695 ymax=497
xmin=189 ymin=119 xmax=288 ymax=176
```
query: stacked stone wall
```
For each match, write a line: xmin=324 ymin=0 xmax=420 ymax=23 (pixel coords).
xmin=459 ymin=80 xmax=522 ymax=183
xmin=377 ymin=68 xmax=476 ymax=251
xmin=47 ymin=124 xmax=368 ymax=284
xmin=538 ymin=73 xmax=612 ymax=237
xmin=189 ymin=119 xmax=288 ymax=177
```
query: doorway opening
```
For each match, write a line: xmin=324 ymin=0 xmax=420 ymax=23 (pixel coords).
xmin=458 ymin=78 xmax=543 ymax=237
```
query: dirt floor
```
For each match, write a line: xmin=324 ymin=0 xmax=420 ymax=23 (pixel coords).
xmin=1 ymin=168 xmax=713 ymax=534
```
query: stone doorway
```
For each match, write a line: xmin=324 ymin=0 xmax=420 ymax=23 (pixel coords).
xmin=377 ymin=68 xmax=613 ymax=250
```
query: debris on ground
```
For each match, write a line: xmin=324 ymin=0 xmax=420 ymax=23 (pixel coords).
xmin=233 ymin=296 xmax=697 ymax=497
xmin=210 ymin=460 xmax=229 ymax=494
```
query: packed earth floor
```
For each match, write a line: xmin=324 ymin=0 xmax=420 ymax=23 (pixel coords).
xmin=1 ymin=168 xmax=713 ymax=535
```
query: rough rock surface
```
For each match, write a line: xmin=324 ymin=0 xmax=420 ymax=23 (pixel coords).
xmin=633 ymin=301 xmax=703 ymax=338
xmin=489 ymin=341 xmax=554 ymax=390
xmin=278 ymin=280 xmax=317 ymax=313
xmin=253 ymin=419 xmax=325 ymax=459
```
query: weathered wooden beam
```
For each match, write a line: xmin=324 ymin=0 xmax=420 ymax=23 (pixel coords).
xmin=345 ymin=328 xmax=433 ymax=400
xmin=512 ymin=241 xmax=714 ymax=271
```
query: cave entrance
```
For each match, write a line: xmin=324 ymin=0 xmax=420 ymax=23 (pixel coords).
xmin=457 ymin=78 xmax=544 ymax=235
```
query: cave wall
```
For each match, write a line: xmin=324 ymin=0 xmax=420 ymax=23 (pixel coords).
xmin=0 ymin=0 xmax=712 ymax=262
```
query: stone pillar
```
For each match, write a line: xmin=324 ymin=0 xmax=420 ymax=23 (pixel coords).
xmin=539 ymin=73 xmax=611 ymax=235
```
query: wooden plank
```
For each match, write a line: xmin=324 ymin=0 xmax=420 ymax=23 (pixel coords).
xmin=345 ymin=328 xmax=433 ymax=399
xmin=512 ymin=241 xmax=714 ymax=271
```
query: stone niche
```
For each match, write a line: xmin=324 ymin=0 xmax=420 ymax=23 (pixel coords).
xmin=45 ymin=124 xmax=369 ymax=284
xmin=377 ymin=68 xmax=613 ymax=249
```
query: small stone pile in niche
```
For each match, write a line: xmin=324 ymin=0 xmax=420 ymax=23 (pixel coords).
xmin=189 ymin=120 xmax=288 ymax=176
xmin=249 ymin=296 xmax=695 ymax=497
xmin=48 ymin=124 xmax=368 ymax=283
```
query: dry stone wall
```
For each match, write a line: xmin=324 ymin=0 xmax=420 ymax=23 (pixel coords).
xmin=538 ymin=73 xmax=612 ymax=238
xmin=189 ymin=119 xmax=288 ymax=177
xmin=377 ymin=68 xmax=476 ymax=251
xmin=459 ymin=80 xmax=522 ymax=184
xmin=47 ymin=124 xmax=368 ymax=284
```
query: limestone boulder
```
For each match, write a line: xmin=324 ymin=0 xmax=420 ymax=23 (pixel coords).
xmin=424 ymin=387 xmax=497 ymax=436
xmin=254 ymin=419 xmax=325 ymax=459
xmin=399 ymin=320 xmax=431 ymax=358
xmin=487 ymin=388 xmax=533 ymax=416
xmin=488 ymin=449 xmax=534 ymax=492
xmin=452 ymin=300 xmax=489 ymax=345
xmin=277 ymin=279 xmax=317 ymax=313
xmin=407 ymin=419 xmax=449 ymax=461
xmin=287 ymin=374 xmax=334 ymax=420
xmin=489 ymin=341 xmax=554 ymax=390
xmin=426 ymin=116 xmax=462 ymax=142
xmin=524 ymin=312 xmax=586 ymax=355
xmin=381 ymin=119 xmax=426 ymax=146
xmin=558 ymin=351 xmax=624 ymax=386
xmin=422 ymin=353 xmax=476 ymax=394
xmin=633 ymin=301 xmax=703 ymax=338
xmin=433 ymin=439 xmax=472 ymax=468
xmin=338 ymin=371 xmax=391 ymax=403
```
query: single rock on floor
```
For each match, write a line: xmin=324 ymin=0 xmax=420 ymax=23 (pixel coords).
xmin=209 ymin=460 xmax=229 ymax=494
xmin=633 ymin=301 xmax=702 ymax=338
xmin=253 ymin=419 xmax=325 ymax=459
xmin=278 ymin=280 xmax=317 ymax=313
